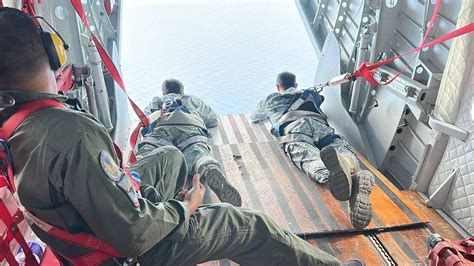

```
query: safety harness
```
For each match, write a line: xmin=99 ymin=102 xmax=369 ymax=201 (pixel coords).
xmin=138 ymin=95 xmax=209 ymax=152
xmin=271 ymin=89 xmax=338 ymax=149
xmin=0 ymin=99 xmax=139 ymax=265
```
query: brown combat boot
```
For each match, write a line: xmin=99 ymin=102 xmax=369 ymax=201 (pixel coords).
xmin=320 ymin=146 xmax=357 ymax=201
xmin=198 ymin=164 xmax=242 ymax=207
xmin=349 ymin=170 xmax=375 ymax=229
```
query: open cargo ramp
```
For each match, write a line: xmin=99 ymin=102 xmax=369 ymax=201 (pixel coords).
xmin=200 ymin=114 xmax=462 ymax=265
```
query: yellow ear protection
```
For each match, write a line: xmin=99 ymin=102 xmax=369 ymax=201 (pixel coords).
xmin=33 ymin=16 xmax=69 ymax=71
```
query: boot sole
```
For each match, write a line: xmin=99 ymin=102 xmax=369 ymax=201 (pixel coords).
xmin=321 ymin=146 xmax=352 ymax=201
xmin=206 ymin=168 xmax=242 ymax=207
xmin=350 ymin=170 xmax=375 ymax=229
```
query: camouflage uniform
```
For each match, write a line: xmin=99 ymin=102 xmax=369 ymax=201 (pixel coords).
xmin=141 ymin=93 xmax=220 ymax=176
xmin=251 ymin=88 xmax=359 ymax=183
xmin=4 ymin=91 xmax=340 ymax=265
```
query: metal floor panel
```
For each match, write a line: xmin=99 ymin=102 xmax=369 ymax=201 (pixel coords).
xmin=209 ymin=115 xmax=429 ymax=235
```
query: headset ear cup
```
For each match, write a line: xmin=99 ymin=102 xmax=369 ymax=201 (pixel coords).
xmin=49 ymin=33 xmax=67 ymax=67
xmin=40 ymin=32 xmax=62 ymax=71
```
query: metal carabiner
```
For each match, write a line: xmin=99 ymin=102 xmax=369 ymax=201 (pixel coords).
xmin=0 ymin=94 xmax=15 ymax=109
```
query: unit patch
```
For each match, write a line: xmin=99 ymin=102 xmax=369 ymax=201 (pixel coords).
xmin=100 ymin=150 xmax=140 ymax=208
xmin=117 ymin=174 xmax=140 ymax=208
xmin=100 ymin=150 xmax=121 ymax=182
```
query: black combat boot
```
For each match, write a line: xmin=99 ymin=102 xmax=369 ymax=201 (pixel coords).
xmin=198 ymin=164 xmax=242 ymax=207
xmin=349 ymin=170 xmax=374 ymax=229
xmin=320 ymin=146 xmax=356 ymax=201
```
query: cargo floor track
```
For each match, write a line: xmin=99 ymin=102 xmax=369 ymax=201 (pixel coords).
xmin=199 ymin=115 xmax=462 ymax=265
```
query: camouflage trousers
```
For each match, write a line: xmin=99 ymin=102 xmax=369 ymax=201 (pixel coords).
xmin=136 ymin=125 xmax=221 ymax=178
xmin=281 ymin=117 xmax=360 ymax=183
xmin=133 ymin=145 xmax=340 ymax=265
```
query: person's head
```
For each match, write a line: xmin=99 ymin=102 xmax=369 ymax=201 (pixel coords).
xmin=162 ymin=79 xmax=184 ymax=95
xmin=276 ymin=72 xmax=298 ymax=93
xmin=0 ymin=7 xmax=56 ymax=93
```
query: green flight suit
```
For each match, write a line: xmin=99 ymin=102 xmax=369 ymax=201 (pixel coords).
xmin=2 ymin=91 xmax=340 ymax=265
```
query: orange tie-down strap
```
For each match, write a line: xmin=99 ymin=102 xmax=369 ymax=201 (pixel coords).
xmin=206 ymin=114 xmax=429 ymax=235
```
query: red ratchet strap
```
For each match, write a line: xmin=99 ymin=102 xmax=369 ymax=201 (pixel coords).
xmin=352 ymin=0 xmax=474 ymax=86
xmin=69 ymin=0 xmax=149 ymax=128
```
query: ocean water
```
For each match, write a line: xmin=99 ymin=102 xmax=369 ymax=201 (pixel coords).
xmin=121 ymin=0 xmax=317 ymax=115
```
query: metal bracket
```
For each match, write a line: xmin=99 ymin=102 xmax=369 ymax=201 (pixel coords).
xmin=428 ymin=116 xmax=470 ymax=143
xmin=425 ymin=168 xmax=457 ymax=209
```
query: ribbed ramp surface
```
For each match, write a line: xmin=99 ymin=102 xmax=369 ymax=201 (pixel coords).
xmin=200 ymin=114 xmax=432 ymax=265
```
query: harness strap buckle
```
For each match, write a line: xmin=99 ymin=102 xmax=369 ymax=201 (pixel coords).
xmin=177 ymin=135 xmax=208 ymax=151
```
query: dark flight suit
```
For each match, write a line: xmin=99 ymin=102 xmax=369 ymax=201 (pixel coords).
xmin=3 ymin=91 xmax=340 ymax=265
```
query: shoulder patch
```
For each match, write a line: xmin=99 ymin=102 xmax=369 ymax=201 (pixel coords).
xmin=100 ymin=150 xmax=121 ymax=182
xmin=117 ymin=174 xmax=140 ymax=208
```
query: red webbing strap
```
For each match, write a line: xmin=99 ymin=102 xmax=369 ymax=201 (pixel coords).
xmin=128 ymin=124 xmax=142 ymax=164
xmin=70 ymin=0 xmax=149 ymax=163
xmin=0 ymin=190 xmax=23 ymax=266
xmin=0 ymin=99 xmax=65 ymax=192
xmin=21 ymin=0 xmax=40 ymax=26
xmin=56 ymin=65 xmax=75 ymax=92
xmin=352 ymin=0 xmax=474 ymax=86
xmin=104 ymin=0 xmax=112 ymax=16
xmin=0 ymin=99 xmax=65 ymax=141
xmin=354 ymin=22 xmax=474 ymax=85
xmin=113 ymin=143 xmax=140 ymax=191
xmin=1 ymin=100 xmax=122 ymax=264
xmin=25 ymin=213 xmax=120 ymax=265
xmin=0 ymin=239 xmax=17 ymax=266
xmin=69 ymin=0 xmax=149 ymax=128
xmin=0 ymin=1 xmax=4 ymax=8
xmin=63 ymin=251 xmax=114 ymax=265
xmin=0 ymin=238 xmax=17 ymax=266
xmin=0 ymin=200 xmax=38 ymax=266
xmin=46 ymin=228 xmax=119 ymax=257
xmin=23 ymin=208 xmax=120 ymax=263
xmin=0 ymin=175 xmax=8 ymax=188
xmin=41 ymin=248 xmax=61 ymax=266
xmin=354 ymin=0 xmax=440 ymax=85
